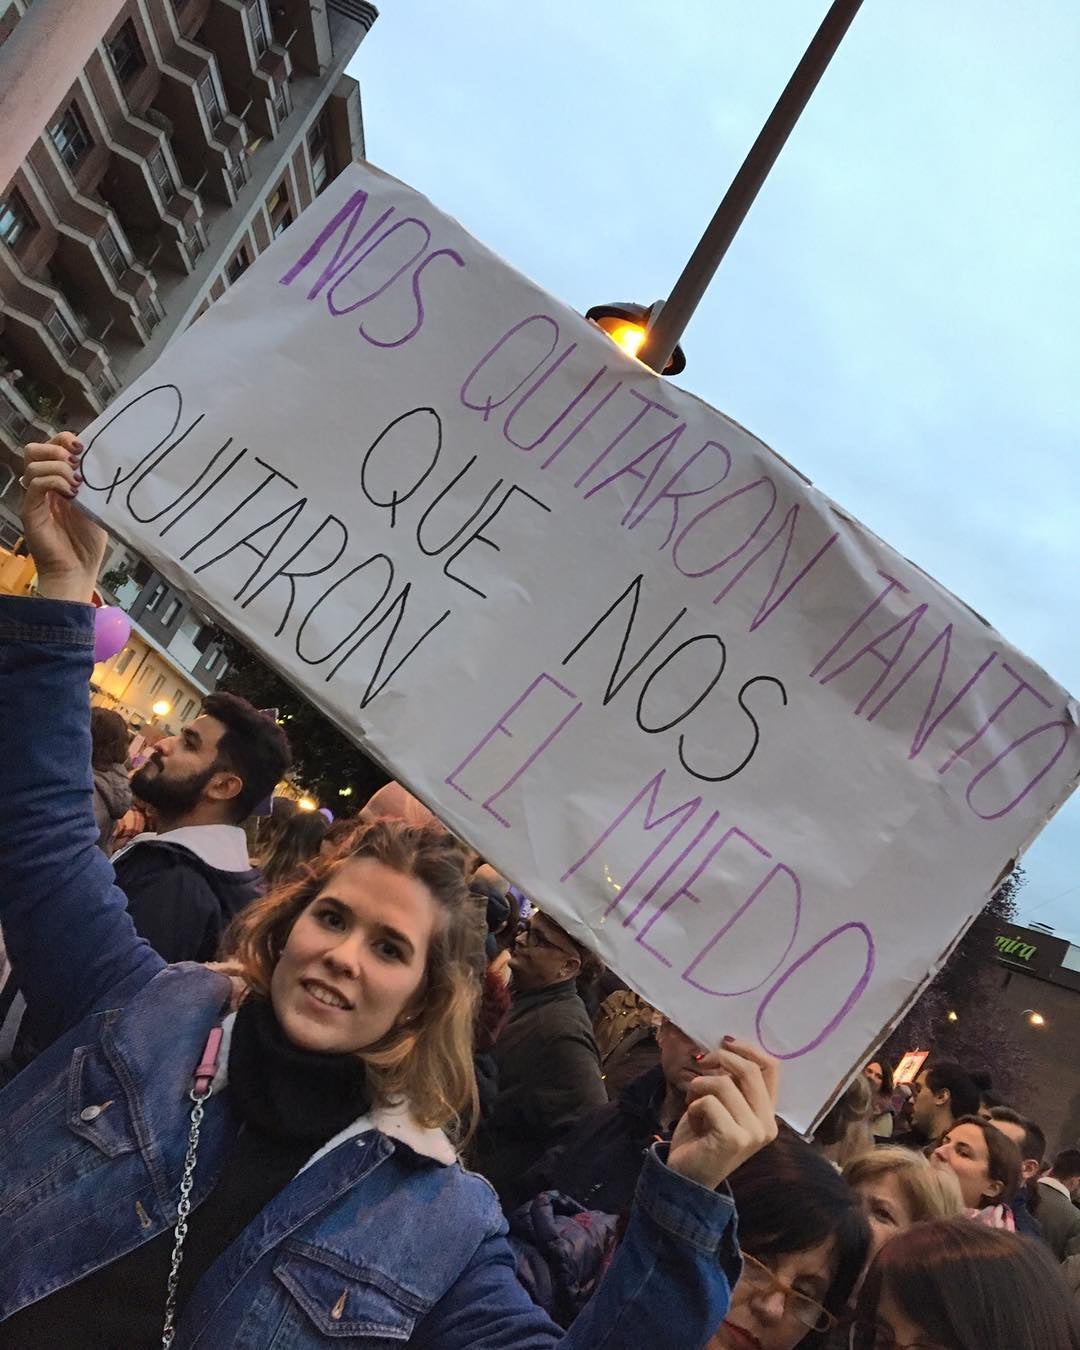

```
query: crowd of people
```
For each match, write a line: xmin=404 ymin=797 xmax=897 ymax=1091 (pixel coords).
xmin=1 ymin=433 xmax=1079 ymax=1347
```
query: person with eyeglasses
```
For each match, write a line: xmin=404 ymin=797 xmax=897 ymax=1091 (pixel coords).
xmin=848 ymin=1216 xmax=1080 ymax=1349
xmin=472 ymin=911 xmax=607 ymax=1201
xmin=708 ymin=1130 xmax=871 ymax=1350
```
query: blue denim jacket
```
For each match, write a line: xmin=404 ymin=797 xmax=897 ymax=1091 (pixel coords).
xmin=0 ymin=596 xmax=742 ymax=1347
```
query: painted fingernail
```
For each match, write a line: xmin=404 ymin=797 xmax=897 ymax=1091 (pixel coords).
xmin=692 ymin=1052 xmax=705 ymax=1062
xmin=72 ymin=440 xmax=85 ymax=452
xmin=74 ymin=472 xmax=83 ymax=484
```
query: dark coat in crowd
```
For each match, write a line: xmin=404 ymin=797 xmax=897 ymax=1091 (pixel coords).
xmin=509 ymin=1192 xmax=622 ymax=1328
xmin=1036 ymin=1178 xmax=1080 ymax=1259
xmin=513 ymin=1065 xmax=667 ymax=1215
xmin=474 ymin=979 xmax=606 ymax=1202
xmin=112 ymin=827 xmax=264 ymax=964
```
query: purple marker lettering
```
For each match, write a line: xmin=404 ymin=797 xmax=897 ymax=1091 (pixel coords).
xmin=460 ymin=315 xmax=560 ymax=422
xmin=965 ymin=720 xmax=1073 ymax=820
xmin=683 ymin=863 xmax=801 ymax=996
xmin=501 ymin=348 xmax=609 ymax=451
xmin=634 ymin=827 xmax=770 ymax=967
xmin=278 ymin=189 xmax=391 ymax=298
xmin=809 ymin=571 xmax=907 ymax=679
xmin=445 ymin=673 xmax=581 ymax=828
xmin=539 ymin=378 xmax=624 ymax=471
xmin=560 ymin=770 xmax=703 ymax=920
xmin=623 ymin=440 xmax=732 ymax=549
xmin=671 ymin=477 xmax=778 ymax=580
xmin=756 ymin=922 xmax=875 ymax=1060
xmin=819 ymin=603 xmax=929 ymax=716
xmin=937 ymin=661 xmax=1052 ymax=775
xmin=572 ymin=390 xmax=677 ymax=489
xmin=362 ymin=247 xmax=465 ymax=349
xmin=325 ymin=217 xmax=432 ymax=317
xmin=711 ymin=503 xmax=839 ymax=633
xmin=582 ymin=423 xmax=685 ymax=517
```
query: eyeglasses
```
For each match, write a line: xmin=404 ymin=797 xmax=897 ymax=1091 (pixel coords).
xmin=740 ymin=1253 xmax=835 ymax=1332
xmin=848 ymin=1319 xmax=950 ymax=1350
xmin=520 ymin=925 xmax=577 ymax=961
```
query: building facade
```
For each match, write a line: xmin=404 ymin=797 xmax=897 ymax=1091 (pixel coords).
xmin=990 ymin=919 xmax=1080 ymax=1153
xmin=0 ymin=0 xmax=377 ymax=729
xmin=0 ymin=0 xmax=377 ymax=483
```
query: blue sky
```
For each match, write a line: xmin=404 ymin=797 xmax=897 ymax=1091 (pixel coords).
xmin=348 ymin=1 xmax=1080 ymax=940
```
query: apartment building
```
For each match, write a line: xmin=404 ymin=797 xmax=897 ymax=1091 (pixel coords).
xmin=0 ymin=0 xmax=377 ymax=727
xmin=0 ymin=0 xmax=377 ymax=493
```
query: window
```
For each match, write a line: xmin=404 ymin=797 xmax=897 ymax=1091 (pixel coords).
xmin=198 ymin=71 xmax=224 ymax=129
xmin=246 ymin=0 xmax=269 ymax=56
xmin=145 ymin=582 xmax=167 ymax=612
xmin=267 ymin=179 xmax=292 ymax=236
xmin=0 ymin=190 xmax=36 ymax=248
xmin=226 ymin=245 xmax=250 ymax=284
xmin=161 ymin=598 xmax=182 ymax=625
xmin=140 ymin=295 xmax=161 ymax=333
xmin=94 ymin=372 xmax=115 ymax=403
xmin=115 ymin=647 xmax=135 ymax=675
xmin=47 ymin=309 xmax=79 ymax=356
xmin=229 ymin=156 xmax=247 ymax=193
xmin=107 ymin=19 xmax=145 ymax=84
xmin=149 ymin=674 xmax=166 ymax=697
xmin=99 ymin=227 xmax=126 ymax=282
xmin=49 ymin=104 xmax=93 ymax=170
xmin=193 ymin=626 xmax=215 ymax=653
xmin=273 ymin=82 xmax=290 ymax=126
xmin=148 ymin=148 xmax=176 ymax=203
xmin=180 ymin=699 xmax=196 ymax=722
xmin=203 ymin=649 xmax=221 ymax=675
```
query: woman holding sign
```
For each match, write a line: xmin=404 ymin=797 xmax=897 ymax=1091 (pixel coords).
xmin=0 ymin=435 xmax=778 ymax=1348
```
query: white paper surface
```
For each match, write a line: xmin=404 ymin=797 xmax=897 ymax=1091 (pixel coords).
xmin=75 ymin=164 xmax=1080 ymax=1130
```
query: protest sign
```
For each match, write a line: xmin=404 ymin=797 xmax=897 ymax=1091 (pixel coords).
xmin=74 ymin=163 xmax=1080 ymax=1129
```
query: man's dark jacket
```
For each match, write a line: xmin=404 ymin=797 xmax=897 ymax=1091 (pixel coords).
xmin=512 ymin=1065 xmax=666 ymax=1215
xmin=113 ymin=831 xmax=263 ymax=963
xmin=474 ymin=979 xmax=605 ymax=1203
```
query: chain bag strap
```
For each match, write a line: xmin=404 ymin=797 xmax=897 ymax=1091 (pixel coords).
xmin=161 ymin=1025 xmax=224 ymax=1350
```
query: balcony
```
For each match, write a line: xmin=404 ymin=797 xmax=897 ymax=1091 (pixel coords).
xmin=151 ymin=40 xmax=249 ymax=205
xmin=0 ymin=247 xmax=114 ymax=423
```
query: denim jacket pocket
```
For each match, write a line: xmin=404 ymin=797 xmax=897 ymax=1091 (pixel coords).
xmin=273 ymin=1239 xmax=430 ymax=1343
xmin=66 ymin=1043 xmax=139 ymax=1158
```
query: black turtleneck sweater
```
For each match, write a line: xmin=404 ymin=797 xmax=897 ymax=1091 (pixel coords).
xmin=0 ymin=998 xmax=369 ymax=1349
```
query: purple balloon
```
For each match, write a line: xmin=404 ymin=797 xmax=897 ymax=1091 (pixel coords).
xmin=318 ymin=807 xmax=334 ymax=822
xmin=93 ymin=606 xmax=132 ymax=664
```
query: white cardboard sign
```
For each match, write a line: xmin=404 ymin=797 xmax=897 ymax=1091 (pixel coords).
xmin=77 ymin=164 xmax=1080 ymax=1129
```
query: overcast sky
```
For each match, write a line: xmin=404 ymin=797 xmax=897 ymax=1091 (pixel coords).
xmin=348 ymin=1 xmax=1080 ymax=941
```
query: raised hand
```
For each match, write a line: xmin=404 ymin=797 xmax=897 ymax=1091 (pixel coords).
xmin=19 ymin=433 xmax=107 ymax=603
xmin=667 ymin=1037 xmax=779 ymax=1190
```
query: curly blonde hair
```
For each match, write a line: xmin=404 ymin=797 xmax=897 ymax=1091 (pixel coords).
xmin=222 ymin=819 xmax=482 ymax=1139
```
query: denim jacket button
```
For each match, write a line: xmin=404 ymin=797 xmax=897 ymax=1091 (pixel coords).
xmin=80 ymin=1104 xmax=104 ymax=1122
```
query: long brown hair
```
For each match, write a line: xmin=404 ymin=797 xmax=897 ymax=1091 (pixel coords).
xmin=947 ymin=1114 xmax=1021 ymax=1207
xmin=223 ymin=819 xmax=482 ymax=1139
xmin=857 ymin=1217 xmax=1080 ymax=1349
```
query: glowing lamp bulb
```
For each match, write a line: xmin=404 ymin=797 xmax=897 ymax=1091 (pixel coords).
xmin=946 ymin=1010 xmax=959 ymax=1023
xmin=297 ymin=796 xmax=317 ymax=812
xmin=1027 ymin=1011 xmax=1045 ymax=1027
xmin=152 ymin=700 xmax=171 ymax=717
xmin=610 ymin=322 xmax=647 ymax=357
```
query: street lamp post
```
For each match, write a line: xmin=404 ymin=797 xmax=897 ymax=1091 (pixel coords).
xmin=639 ymin=0 xmax=865 ymax=375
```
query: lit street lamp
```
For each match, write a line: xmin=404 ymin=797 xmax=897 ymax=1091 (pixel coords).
xmin=585 ymin=301 xmax=686 ymax=374
xmin=151 ymin=699 xmax=171 ymax=719
xmin=607 ymin=0 xmax=865 ymax=375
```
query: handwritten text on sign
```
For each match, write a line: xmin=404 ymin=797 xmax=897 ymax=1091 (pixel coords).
xmin=78 ymin=164 xmax=1080 ymax=1129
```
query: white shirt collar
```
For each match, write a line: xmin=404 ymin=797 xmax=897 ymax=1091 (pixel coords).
xmin=1038 ymin=1175 xmax=1074 ymax=1199
xmin=113 ymin=824 xmax=252 ymax=872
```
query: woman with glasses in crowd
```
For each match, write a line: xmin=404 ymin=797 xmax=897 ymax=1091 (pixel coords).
xmin=709 ymin=1130 xmax=871 ymax=1350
